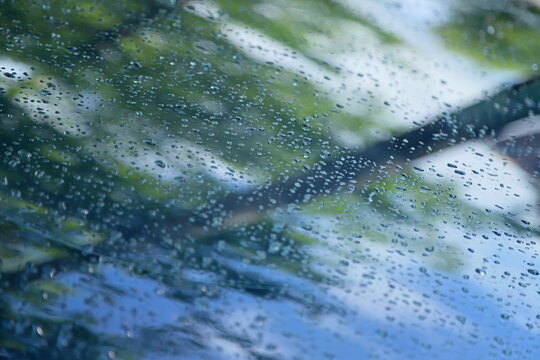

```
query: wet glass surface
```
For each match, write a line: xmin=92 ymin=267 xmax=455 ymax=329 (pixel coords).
xmin=0 ymin=0 xmax=539 ymax=359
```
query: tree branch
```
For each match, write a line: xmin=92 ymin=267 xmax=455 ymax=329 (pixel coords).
xmin=182 ymin=76 xmax=540 ymax=232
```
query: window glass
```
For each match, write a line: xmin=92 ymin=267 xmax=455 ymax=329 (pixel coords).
xmin=1 ymin=1 xmax=539 ymax=359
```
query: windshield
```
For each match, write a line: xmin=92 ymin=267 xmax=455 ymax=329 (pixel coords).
xmin=1 ymin=1 xmax=539 ymax=359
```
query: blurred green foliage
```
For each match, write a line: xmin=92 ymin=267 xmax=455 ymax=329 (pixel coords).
xmin=437 ymin=1 xmax=540 ymax=74
xmin=1 ymin=0 xmax=538 ymax=358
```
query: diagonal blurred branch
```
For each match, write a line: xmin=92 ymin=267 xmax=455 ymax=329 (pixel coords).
xmin=181 ymin=76 xmax=540 ymax=232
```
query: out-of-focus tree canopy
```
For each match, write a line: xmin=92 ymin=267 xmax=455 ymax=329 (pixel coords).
xmin=0 ymin=1 xmax=539 ymax=359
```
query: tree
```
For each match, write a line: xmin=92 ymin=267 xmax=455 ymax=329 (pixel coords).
xmin=1 ymin=1 xmax=539 ymax=359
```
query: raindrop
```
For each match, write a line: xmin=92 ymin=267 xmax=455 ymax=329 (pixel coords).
xmin=475 ymin=268 xmax=486 ymax=276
